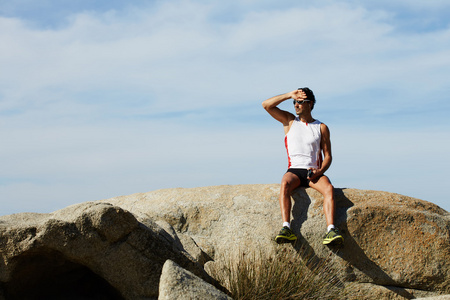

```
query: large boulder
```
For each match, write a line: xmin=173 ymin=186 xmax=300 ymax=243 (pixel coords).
xmin=0 ymin=184 xmax=448 ymax=299
xmin=0 ymin=202 xmax=210 ymax=299
xmin=100 ymin=184 xmax=282 ymax=257
xmin=101 ymin=184 xmax=450 ymax=299
xmin=292 ymin=188 xmax=450 ymax=296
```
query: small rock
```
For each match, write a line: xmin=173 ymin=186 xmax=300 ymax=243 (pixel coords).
xmin=158 ymin=260 xmax=232 ymax=300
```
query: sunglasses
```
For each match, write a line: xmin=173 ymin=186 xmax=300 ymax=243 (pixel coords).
xmin=293 ymin=99 xmax=311 ymax=105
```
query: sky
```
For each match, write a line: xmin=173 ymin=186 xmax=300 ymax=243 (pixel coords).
xmin=1 ymin=0 xmax=449 ymax=215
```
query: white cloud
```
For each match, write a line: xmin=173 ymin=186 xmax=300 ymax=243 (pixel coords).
xmin=1 ymin=1 xmax=449 ymax=215
xmin=2 ymin=2 xmax=449 ymax=112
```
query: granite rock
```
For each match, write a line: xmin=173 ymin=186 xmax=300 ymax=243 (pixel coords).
xmin=102 ymin=184 xmax=450 ymax=299
xmin=0 ymin=202 xmax=209 ymax=299
xmin=158 ymin=260 xmax=232 ymax=300
xmin=1 ymin=184 xmax=449 ymax=300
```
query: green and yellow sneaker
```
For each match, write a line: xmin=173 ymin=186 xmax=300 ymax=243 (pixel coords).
xmin=275 ymin=226 xmax=297 ymax=244
xmin=323 ymin=228 xmax=344 ymax=245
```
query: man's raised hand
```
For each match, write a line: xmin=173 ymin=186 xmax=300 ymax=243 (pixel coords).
xmin=290 ymin=89 xmax=307 ymax=100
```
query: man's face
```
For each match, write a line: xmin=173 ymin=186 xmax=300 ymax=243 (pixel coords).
xmin=294 ymin=99 xmax=311 ymax=115
xmin=293 ymin=89 xmax=312 ymax=115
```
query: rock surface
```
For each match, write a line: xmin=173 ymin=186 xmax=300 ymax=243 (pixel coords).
xmin=159 ymin=260 xmax=232 ymax=300
xmin=101 ymin=184 xmax=450 ymax=299
xmin=0 ymin=202 xmax=210 ymax=299
xmin=1 ymin=184 xmax=449 ymax=300
xmin=415 ymin=296 xmax=450 ymax=300
xmin=100 ymin=184 xmax=283 ymax=257
xmin=291 ymin=188 xmax=450 ymax=295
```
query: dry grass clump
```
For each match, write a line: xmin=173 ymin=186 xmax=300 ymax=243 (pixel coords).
xmin=208 ymin=246 xmax=346 ymax=300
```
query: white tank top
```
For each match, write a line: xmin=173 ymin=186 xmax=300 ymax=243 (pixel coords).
xmin=284 ymin=117 xmax=322 ymax=169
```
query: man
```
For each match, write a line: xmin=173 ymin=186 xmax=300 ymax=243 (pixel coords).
xmin=262 ymin=88 xmax=343 ymax=245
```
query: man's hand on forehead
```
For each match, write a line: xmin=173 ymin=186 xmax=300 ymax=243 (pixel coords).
xmin=292 ymin=89 xmax=307 ymax=100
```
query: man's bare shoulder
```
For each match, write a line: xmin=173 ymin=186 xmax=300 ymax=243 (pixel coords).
xmin=319 ymin=122 xmax=329 ymax=129
xmin=319 ymin=122 xmax=331 ymax=136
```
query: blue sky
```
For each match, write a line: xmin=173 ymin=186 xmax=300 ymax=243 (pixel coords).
xmin=1 ymin=0 xmax=449 ymax=215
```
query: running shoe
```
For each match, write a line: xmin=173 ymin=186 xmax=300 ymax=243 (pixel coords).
xmin=322 ymin=228 xmax=344 ymax=245
xmin=275 ymin=226 xmax=297 ymax=244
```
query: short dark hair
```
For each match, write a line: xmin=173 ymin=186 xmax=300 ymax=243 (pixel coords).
xmin=299 ymin=87 xmax=316 ymax=110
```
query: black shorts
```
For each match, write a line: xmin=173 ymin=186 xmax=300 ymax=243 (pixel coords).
xmin=286 ymin=168 xmax=311 ymax=187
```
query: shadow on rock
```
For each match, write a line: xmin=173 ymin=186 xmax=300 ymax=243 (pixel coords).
xmin=288 ymin=188 xmax=416 ymax=299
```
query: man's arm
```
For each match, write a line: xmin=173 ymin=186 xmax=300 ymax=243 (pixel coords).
xmin=315 ymin=123 xmax=332 ymax=178
xmin=262 ymin=90 xmax=305 ymax=126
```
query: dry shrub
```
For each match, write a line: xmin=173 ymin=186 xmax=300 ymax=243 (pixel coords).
xmin=208 ymin=246 xmax=348 ymax=300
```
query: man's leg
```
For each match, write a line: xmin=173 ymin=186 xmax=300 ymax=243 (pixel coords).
xmin=309 ymin=175 xmax=344 ymax=245
xmin=275 ymin=172 xmax=301 ymax=244
xmin=280 ymin=172 xmax=301 ymax=224
xmin=308 ymin=175 xmax=335 ymax=226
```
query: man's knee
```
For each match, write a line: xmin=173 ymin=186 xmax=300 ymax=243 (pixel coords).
xmin=319 ymin=180 xmax=334 ymax=199
xmin=323 ymin=185 xmax=334 ymax=201
xmin=281 ymin=178 xmax=298 ymax=194
xmin=280 ymin=180 xmax=292 ymax=192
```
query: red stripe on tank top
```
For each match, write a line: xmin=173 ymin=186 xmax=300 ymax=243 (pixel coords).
xmin=285 ymin=135 xmax=291 ymax=168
